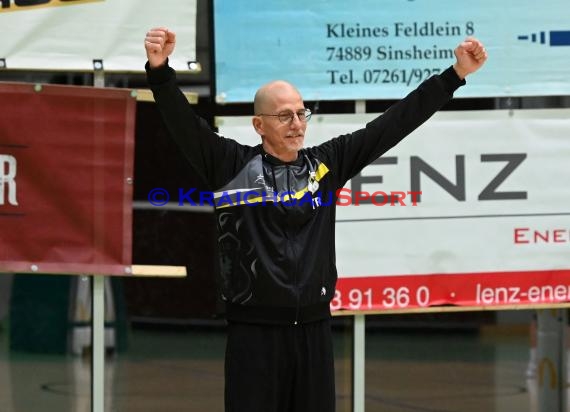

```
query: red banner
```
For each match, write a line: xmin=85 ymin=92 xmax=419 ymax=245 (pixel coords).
xmin=0 ymin=82 xmax=135 ymax=275
xmin=333 ymin=270 xmax=570 ymax=312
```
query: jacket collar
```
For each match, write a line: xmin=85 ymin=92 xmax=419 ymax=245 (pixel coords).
xmin=260 ymin=146 xmax=305 ymax=167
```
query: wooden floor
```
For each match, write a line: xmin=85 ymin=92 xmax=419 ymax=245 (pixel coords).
xmin=0 ymin=323 xmax=561 ymax=412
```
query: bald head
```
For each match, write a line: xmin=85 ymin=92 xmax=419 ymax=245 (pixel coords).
xmin=251 ymin=80 xmax=307 ymax=162
xmin=254 ymin=80 xmax=302 ymax=115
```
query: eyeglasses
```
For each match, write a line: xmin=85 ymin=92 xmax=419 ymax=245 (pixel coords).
xmin=257 ymin=108 xmax=312 ymax=124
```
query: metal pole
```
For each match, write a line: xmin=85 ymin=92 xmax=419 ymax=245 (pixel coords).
xmin=353 ymin=315 xmax=365 ymax=412
xmin=536 ymin=309 xmax=567 ymax=412
xmin=91 ymin=67 xmax=106 ymax=412
xmin=91 ymin=275 xmax=105 ymax=412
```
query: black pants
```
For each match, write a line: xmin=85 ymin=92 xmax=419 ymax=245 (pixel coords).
xmin=225 ymin=318 xmax=335 ymax=412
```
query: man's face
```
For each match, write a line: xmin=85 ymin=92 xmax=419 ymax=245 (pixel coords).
xmin=253 ymin=84 xmax=307 ymax=162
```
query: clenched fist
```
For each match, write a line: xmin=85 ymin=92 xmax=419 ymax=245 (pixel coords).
xmin=145 ymin=27 xmax=176 ymax=69
xmin=452 ymin=37 xmax=488 ymax=79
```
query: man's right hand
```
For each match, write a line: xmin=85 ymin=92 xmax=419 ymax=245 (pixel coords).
xmin=145 ymin=27 xmax=176 ymax=69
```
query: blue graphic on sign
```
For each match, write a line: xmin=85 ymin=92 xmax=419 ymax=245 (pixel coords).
xmin=518 ymin=30 xmax=570 ymax=46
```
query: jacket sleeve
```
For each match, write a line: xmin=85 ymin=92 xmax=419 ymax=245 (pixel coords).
xmin=146 ymin=61 xmax=249 ymax=189
xmin=314 ymin=66 xmax=465 ymax=188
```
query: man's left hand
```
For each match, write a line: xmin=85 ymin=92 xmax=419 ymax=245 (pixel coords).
xmin=453 ymin=37 xmax=488 ymax=79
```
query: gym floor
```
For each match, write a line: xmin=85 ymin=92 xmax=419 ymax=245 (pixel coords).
xmin=0 ymin=314 xmax=553 ymax=412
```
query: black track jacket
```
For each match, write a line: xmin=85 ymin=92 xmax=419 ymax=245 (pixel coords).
xmin=146 ymin=63 xmax=465 ymax=325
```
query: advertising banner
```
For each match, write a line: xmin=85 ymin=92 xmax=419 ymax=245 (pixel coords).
xmin=217 ymin=109 xmax=570 ymax=311
xmin=0 ymin=0 xmax=196 ymax=71
xmin=214 ymin=0 xmax=570 ymax=102
xmin=0 ymin=82 xmax=135 ymax=275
